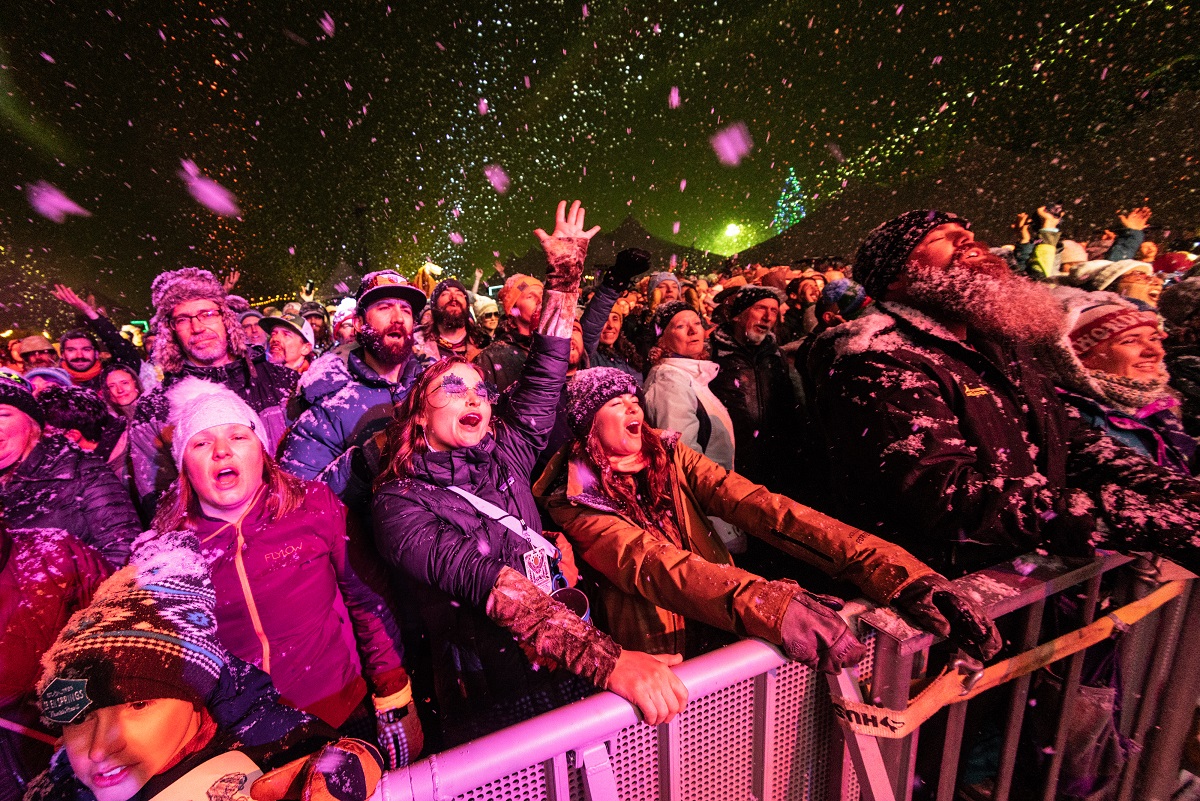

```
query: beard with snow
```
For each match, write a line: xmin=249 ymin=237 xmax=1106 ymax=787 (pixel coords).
xmin=358 ymin=321 xmax=413 ymax=366
xmin=904 ymin=244 xmax=1065 ymax=346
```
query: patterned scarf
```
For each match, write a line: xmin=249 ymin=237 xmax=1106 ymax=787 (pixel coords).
xmin=1087 ymin=368 xmax=1172 ymax=415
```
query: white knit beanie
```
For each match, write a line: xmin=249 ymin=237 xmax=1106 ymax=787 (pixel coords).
xmin=167 ymin=377 xmax=269 ymax=471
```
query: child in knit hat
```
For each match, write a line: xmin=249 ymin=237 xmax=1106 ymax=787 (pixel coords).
xmin=28 ymin=530 xmax=382 ymax=801
xmin=151 ymin=378 xmax=422 ymax=769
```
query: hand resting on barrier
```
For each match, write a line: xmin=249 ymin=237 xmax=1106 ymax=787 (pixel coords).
xmin=893 ymin=574 xmax=1003 ymax=660
xmin=606 ymin=650 xmax=689 ymax=725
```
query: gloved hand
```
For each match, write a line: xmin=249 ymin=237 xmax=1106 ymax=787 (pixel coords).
xmin=250 ymin=738 xmax=383 ymax=801
xmin=534 ymin=200 xmax=600 ymax=293
xmin=893 ymin=574 xmax=1003 ymax=661
xmin=1042 ymin=488 xmax=1098 ymax=560
xmin=602 ymin=248 xmax=651 ymax=291
xmin=374 ymin=687 xmax=424 ymax=769
xmin=779 ymin=591 xmax=867 ymax=673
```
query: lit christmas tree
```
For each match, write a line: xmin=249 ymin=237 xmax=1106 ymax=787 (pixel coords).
xmin=771 ymin=167 xmax=807 ymax=230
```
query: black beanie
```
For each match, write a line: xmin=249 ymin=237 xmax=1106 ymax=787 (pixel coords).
xmin=854 ymin=210 xmax=971 ymax=300
xmin=0 ymin=370 xmax=44 ymax=425
xmin=651 ymin=301 xmax=695 ymax=338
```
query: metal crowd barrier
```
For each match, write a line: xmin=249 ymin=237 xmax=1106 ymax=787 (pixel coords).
xmin=379 ymin=552 xmax=1197 ymax=801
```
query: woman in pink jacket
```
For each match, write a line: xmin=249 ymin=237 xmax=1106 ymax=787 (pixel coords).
xmin=152 ymin=377 xmax=422 ymax=769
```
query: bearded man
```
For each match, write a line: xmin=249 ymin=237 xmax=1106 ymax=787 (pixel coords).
xmin=418 ymin=278 xmax=488 ymax=360
xmin=279 ymin=271 xmax=429 ymax=501
xmin=811 ymin=210 xmax=1200 ymax=577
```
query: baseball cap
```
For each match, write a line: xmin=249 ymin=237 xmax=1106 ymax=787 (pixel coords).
xmin=356 ymin=271 xmax=427 ymax=316
xmin=259 ymin=313 xmax=315 ymax=347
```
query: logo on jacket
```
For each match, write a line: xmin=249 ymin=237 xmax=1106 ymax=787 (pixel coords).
xmin=962 ymin=384 xmax=989 ymax=398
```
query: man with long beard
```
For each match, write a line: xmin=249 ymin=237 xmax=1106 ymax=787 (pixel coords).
xmin=279 ymin=271 xmax=429 ymax=501
xmin=418 ymin=278 xmax=488 ymax=361
xmin=812 ymin=210 xmax=1200 ymax=578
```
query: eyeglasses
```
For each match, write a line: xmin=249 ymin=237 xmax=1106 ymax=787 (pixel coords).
xmin=170 ymin=308 xmax=223 ymax=331
xmin=428 ymin=374 xmax=499 ymax=408
xmin=22 ymin=348 xmax=57 ymax=359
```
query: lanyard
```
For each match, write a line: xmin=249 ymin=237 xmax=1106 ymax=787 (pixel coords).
xmin=444 ymin=485 xmax=561 ymax=561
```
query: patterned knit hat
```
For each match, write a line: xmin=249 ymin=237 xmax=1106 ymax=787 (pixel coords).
xmin=818 ymin=279 xmax=871 ymax=319
xmin=0 ymin=369 xmax=44 ymax=424
xmin=37 ymin=530 xmax=226 ymax=726
xmin=651 ymin=300 xmax=695 ymax=338
xmin=854 ymin=210 xmax=971 ymax=300
xmin=565 ymin=367 xmax=643 ymax=439
xmin=330 ymin=297 xmax=358 ymax=329
xmin=647 ymin=272 xmax=680 ymax=297
xmin=1069 ymin=299 xmax=1159 ymax=355
xmin=167 ymin=377 xmax=270 ymax=471
xmin=725 ymin=285 xmax=785 ymax=320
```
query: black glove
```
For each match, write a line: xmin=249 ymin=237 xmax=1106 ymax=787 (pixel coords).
xmin=1042 ymin=488 xmax=1098 ymax=560
xmin=779 ymin=591 xmax=866 ymax=673
xmin=602 ymin=248 xmax=651 ymax=291
xmin=894 ymin=575 xmax=1002 ymax=661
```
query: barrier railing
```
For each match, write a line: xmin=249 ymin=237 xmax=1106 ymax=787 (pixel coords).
xmin=379 ymin=552 xmax=1196 ymax=801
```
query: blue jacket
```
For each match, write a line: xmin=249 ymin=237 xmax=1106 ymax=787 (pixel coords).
xmin=279 ymin=343 xmax=424 ymax=500
xmin=372 ymin=335 xmax=581 ymax=737
xmin=1105 ymin=227 xmax=1145 ymax=262
xmin=1058 ymin=389 xmax=1197 ymax=477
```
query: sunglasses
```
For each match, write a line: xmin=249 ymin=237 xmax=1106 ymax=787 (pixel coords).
xmin=428 ymin=373 xmax=500 ymax=408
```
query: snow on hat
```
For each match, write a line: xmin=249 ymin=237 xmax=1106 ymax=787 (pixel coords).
xmin=260 ymin=312 xmax=315 ymax=348
xmin=818 ymin=279 xmax=871 ymax=319
xmin=854 ymin=210 xmax=971 ymax=300
xmin=1157 ymin=278 xmax=1200 ymax=328
xmin=18 ymin=334 xmax=56 ymax=356
xmin=23 ymin=367 xmax=74 ymax=390
xmin=0 ymin=368 xmax=44 ymax=424
xmin=331 ymin=297 xmax=357 ymax=328
xmin=498 ymin=274 xmax=544 ymax=316
xmin=647 ymin=272 xmax=680 ymax=296
xmin=1069 ymin=298 xmax=1159 ymax=355
xmin=1058 ymin=240 xmax=1088 ymax=265
xmin=430 ymin=278 xmax=468 ymax=309
xmin=38 ymin=530 xmax=226 ymax=726
xmin=149 ymin=268 xmax=245 ymax=374
xmin=565 ymin=367 xmax=643 ymax=439
xmin=356 ymin=270 xmax=428 ymax=316
xmin=652 ymin=300 xmax=695 ymax=338
xmin=725 ymin=285 xmax=785 ymax=320
xmin=1081 ymin=259 xmax=1153 ymax=292
xmin=167 ymin=377 xmax=269 ymax=471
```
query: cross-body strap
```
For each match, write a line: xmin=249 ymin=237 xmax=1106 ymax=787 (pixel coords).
xmin=444 ymin=485 xmax=561 ymax=560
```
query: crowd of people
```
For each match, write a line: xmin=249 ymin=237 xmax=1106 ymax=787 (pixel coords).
xmin=3 ymin=197 xmax=1200 ymax=801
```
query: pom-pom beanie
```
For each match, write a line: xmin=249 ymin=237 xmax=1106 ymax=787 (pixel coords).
xmin=167 ymin=377 xmax=269 ymax=471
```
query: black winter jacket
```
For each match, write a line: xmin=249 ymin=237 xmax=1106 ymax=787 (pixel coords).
xmin=373 ymin=335 xmax=586 ymax=740
xmin=129 ymin=354 xmax=297 ymax=516
xmin=0 ymin=435 xmax=140 ymax=568
xmin=709 ymin=325 xmax=801 ymax=493
xmin=812 ymin=302 xmax=1200 ymax=576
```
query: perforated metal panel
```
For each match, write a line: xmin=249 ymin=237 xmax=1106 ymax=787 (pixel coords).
xmin=678 ymin=676 xmax=757 ymax=801
xmin=610 ymin=722 xmax=661 ymax=801
xmin=453 ymin=762 xmax=548 ymax=801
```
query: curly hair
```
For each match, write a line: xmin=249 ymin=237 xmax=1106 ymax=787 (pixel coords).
xmin=578 ymin=425 xmax=676 ymax=531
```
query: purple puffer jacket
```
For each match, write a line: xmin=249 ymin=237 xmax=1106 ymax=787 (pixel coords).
xmin=193 ymin=480 xmax=407 ymax=727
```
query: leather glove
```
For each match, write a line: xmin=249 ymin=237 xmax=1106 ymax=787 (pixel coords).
xmin=250 ymin=738 xmax=382 ymax=801
xmin=374 ymin=686 xmax=424 ymax=769
xmin=779 ymin=591 xmax=867 ymax=674
xmin=894 ymin=574 xmax=1003 ymax=661
xmin=602 ymin=248 xmax=651 ymax=291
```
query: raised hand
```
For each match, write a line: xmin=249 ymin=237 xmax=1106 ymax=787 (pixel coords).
xmin=1036 ymin=205 xmax=1061 ymax=230
xmin=52 ymin=284 xmax=99 ymax=320
xmin=534 ymin=199 xmax=600 ymax=296
xmin=1118 ymin=206 xmax=1152 ymax=231
xmin=1014 ymin=213 xmax=1032 ymax=244
xmin=222 ymin=269 xmax=241 ymax=293
xmin=534 ymin=199 xmax=601 ymax=244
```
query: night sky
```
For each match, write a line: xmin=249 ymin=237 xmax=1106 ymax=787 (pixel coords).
xmin=1 ymin=0 xmax=1195 ymax=328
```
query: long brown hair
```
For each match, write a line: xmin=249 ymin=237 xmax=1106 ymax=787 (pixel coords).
xmin=376 ymin=356 xmax=487 ymax=485
xmin=578 ymin=424 xmax=676 ymax=530
xmin=152 ymin=448 xmax=305 ymax=532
